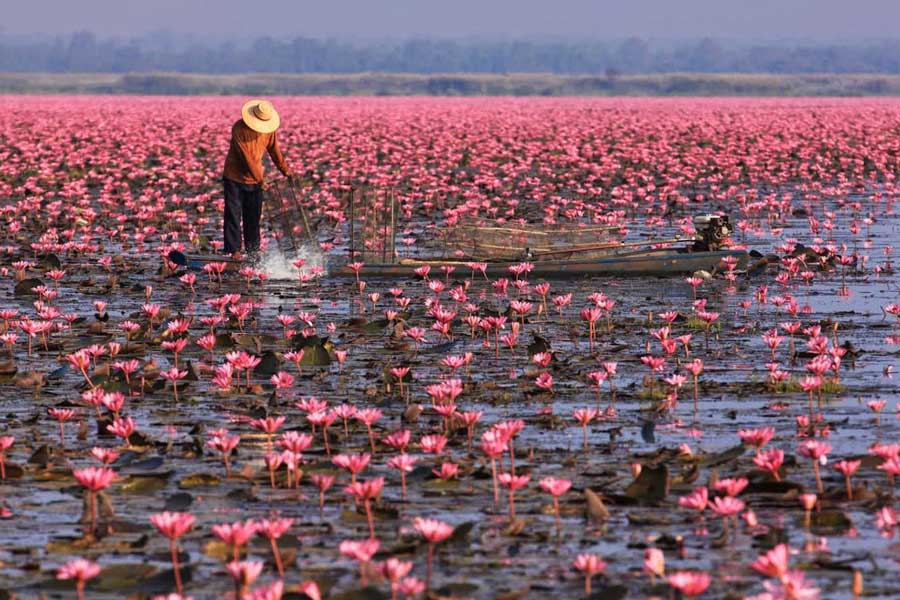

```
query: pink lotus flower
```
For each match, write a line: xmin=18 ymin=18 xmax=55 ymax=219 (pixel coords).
xmin=73 ymin=466 xmax=116 ymax=492
xmin=246 ymin=581 xmax=284 ymax=600
xmin=668 ymin=571 xmax=711 ymax=598
xmin=710 ymin=495 xmax=745 ymax=517
xmin=340 ymin=538 xmax=379 ymax=586
xmin=751 ymin=543 xmax=791 ymax=579
xmin=573 ymin=553 xmax=606 ymax=595
xmin=299 ymin=581 xmax=321 ymax=600
xmin=678 ymin=486 xmax=709 ymax=512
xmin=534 ymin=371 xmax=553 ymax=391
xmin=420 ymin=433 xmax=448 ymax=454
xmin=57 ymin=558 xmax=101 ymax=600
xmin=379 ymin=556 xmax=414 ymax=599
xmin=414 ymin=517 xmax=453 ymax=590
xmin=98 ymin=404 xmax=129 ymax=435
xmin=226 ymin=560 xmax=264 ymax=591
xmin=713 ymin=477 xmax=748 ymax=497
xmin=150 ymin=512 xmax=195 ymax=594
xmin=738 ymin=427 xmax=775 ymax=452
xmin=753 ymin=448 xmax=785 ymax=481
xmin=213 ymin=519 xmax=259 ymax=561
xmin=644 ymin=547 xmax=665 ymax=580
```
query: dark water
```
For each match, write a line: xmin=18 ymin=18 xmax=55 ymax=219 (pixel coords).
xmin=0 ymin=192 xmax=896 ymax=599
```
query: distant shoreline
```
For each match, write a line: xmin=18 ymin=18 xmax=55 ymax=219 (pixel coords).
xmin=3 ymin=72 xmax=900 ymax=96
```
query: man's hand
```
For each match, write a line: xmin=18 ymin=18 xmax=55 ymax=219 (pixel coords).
xmin=260 ymin=180 xmax=270 ymax=191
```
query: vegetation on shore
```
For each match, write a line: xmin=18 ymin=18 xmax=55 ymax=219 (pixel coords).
xmin=4 ymin=72 xmax=900 ymax=96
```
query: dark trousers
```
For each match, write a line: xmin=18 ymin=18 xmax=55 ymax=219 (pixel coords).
xmin=223 ymin=178 xmax=263 ymax=253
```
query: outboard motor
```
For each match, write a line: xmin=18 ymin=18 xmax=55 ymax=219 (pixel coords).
xmin=692 ymin=214 xmax=733 ymax=251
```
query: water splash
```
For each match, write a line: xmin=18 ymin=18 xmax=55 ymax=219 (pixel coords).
xmin=258 ymin=243 xmax=327 ymax=280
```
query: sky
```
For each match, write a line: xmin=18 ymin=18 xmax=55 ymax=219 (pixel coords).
xmin=2 ymin=0 xmax=898 ymax=41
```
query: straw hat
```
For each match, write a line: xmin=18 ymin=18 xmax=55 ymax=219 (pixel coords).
xmin=241 ymin=99 xmax=280 ymax=133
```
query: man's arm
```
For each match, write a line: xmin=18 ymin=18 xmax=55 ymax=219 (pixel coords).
xmin=267 ymin=132 xmax=292 ymax=177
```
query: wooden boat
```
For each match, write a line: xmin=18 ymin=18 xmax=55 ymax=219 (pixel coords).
xmin=168 ymin=214 xmax=752 ymax=279
xmin=333 ymin=247 xmax=750 ymax=279
xmin=169 ymin=246 xmax=749 ymax=279
xmin=334 ymin=214 xmax=751 ymax=279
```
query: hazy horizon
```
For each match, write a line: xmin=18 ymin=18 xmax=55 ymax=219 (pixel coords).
xmin=3 ymin=0 xmax=900 ymax=42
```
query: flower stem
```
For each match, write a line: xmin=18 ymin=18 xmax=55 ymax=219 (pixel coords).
xmin=270 ymin=537 xmax=284 ymax=577
xmin=170 ymin=539 xmax=183 ymax=594
xmin=426 ymin=543 xmax=434 ymax=591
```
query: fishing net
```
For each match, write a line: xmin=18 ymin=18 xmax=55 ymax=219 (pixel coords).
xmin=443 ymin=219 xmax=623 ymax=261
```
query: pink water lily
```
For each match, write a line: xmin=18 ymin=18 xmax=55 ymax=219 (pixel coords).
xmin=2 ymin=95 xmax=897 ymax=598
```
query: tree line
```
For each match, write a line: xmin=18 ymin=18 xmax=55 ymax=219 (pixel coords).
xmin=4 ymin=32 xmax=900 ymax=74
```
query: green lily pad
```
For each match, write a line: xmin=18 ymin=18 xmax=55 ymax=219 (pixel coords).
xmin=178 ymin=472 xmax=221 ymax=488
xmin=27 ymin=445 xmax=50 ymax=467
xmin=585 ymin=488 xmax=610 ymax=522
xmin=93 ymin=563 xmax=157 ymax=592
xmin=163 ymin=492 xmax=194 ymax=511
xmin=701 ymin=444 xmax=745 ymax=467
xmin=359 ymin=319 xmax=389 ymax=334
xmin=120 ymin=473 xmax=170 ymax=495
xmin=329 ymin=587 xmax=390 ymax=600
xmin=253 ymin=351 xmax=281 ymax=376
xmin=448 ymin=521 xmax=475 ymax=543
xmin=215 ymin=333 xmax=236 ymax=349
xmin=811 ymin=510 xmax=853 ymax=535
xmin=1 ymin=463 xmax=24 ymax=479
xmin=300 ymin=343 xmax=332 ymax=367
xmin=625 ymin=464 xmax=669 ymax=504
xmin=14 ymin=278 xmax=43 ymax=297
xmin=435 ymin=583 xmax=480 ymax=597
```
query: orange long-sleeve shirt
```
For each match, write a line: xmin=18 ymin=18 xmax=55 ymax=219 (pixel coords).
xmin=223 ymin=119 xmax=290 ymax=184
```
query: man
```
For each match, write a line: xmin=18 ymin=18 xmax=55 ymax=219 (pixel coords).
xmin=222 ymin=99 xmax=294 ymax=257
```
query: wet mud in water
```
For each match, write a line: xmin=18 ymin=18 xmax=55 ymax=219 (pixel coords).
xmin=0 ymin=97 xmax=898 ymax=599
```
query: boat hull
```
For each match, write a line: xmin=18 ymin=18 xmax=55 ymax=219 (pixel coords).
xmin=335 ymin=249 xmax=749 ymax=279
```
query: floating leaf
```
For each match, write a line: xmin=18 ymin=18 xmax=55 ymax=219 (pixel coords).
xmin=702 ymin=444 xmax=745 ymax=467
xmin=46 ymin=537 xmax=95 ymax=554
xmin=300 ymin=343 xmax=332 ymax=366
xmin=37 ymin=253 xmax=61 ymax=269
xmin=204 ymin=540 xmax=232 ymax=562
xmin=358 ymin=319 xmax=389 ymax=334
xmin=120 ymin=474 xmax=170 ymax=495
xmin=124 ymin=456 xmax=165 ymax=472
xmin=585 ymin=488 xmax=610 ymax=522
xmin=163 ymin=492 xmax=194 ymax=511
xmin=625 ymin=464 xmax=669 ymax=504
xmin=811 ymin=510 xmax=853 ymax=535
xmin=233 ymin=334 xmax=264 ymax=351
xmin=178 ymin=473 xmax=221 ymax=488
xmin=744 ymin=480 xmax=805 ymax=495
xmin=626 ymin=512 xmax=669 ymax=526
xmin=0 ymin=361 xmax=17 ymax=376
xmin=502 ymin=518 xmax=527 ymax=536
xmin=14 ymin=278 xmax=43 ymax=297
xmin=93 ymin=563 xmax=158 ymax=592
xmin=253 ymin=351 xmax=282 ymax=376
xmin=448 ymin=521 xmax=475 ymax=543
xmin=215 ymin=333 xmax=235 ymax=349
xmin=27 ymin=445 xmax=50 ymax=467
xmin=1 ymin=463 xmax=24 ymax=479
xmin=435 ymin=583 xmax=480 ymax=597
xmin=592 ymin=584 xmax=629 ymax=600
xmin=527 ymin=334 xmax=551 ymax=357
xmin=329 ymin=587 xmax=390 ymax=600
